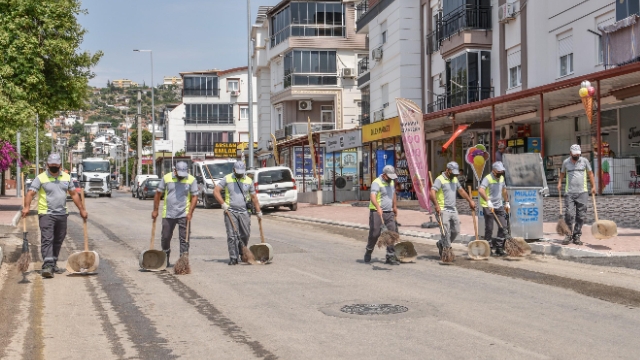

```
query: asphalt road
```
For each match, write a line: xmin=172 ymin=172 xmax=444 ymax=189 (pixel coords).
xmin=2 ymin=190 xmax=640 ymax=359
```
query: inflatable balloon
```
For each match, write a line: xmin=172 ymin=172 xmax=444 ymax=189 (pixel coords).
xmin=579 ymin=87 xmax=589 ymax=98
xmin=473 ymin=156 xmax=484 ymax=167
xmin=587 ymin=86 xmax=595 ymax=97
xmin=581 ymin=81 xmax=587 ymax=88
xmin=584 ymin=80 xmax=591 ymax=88
xmin=475 ymin=144 xmax=486 ymax=151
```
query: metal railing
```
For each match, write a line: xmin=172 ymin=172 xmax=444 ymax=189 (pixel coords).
xmin=358 ymin=56 xmax=369 ymax=76
xmin=183 ymin=89 xmax=219 ymax=97
xmin=184 ymin=117 xmax=234 ymax=125
xmin=440 ymin=4 xmax=492 ymax=40
xmin=426 ymin=86 xmax=493 ymax=113
xmin=355 ymin=1 xmax=369 ymax=21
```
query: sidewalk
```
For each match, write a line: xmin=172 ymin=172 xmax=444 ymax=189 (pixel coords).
xmin=0 ymin=193 xmax=23 ymax=227
xmin=268 ymin=203 xmax=640 ymax=258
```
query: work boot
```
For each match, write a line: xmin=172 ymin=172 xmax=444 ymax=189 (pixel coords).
xmin=53 ymin=265 xmax=66 ymax=274
xmin=385 ymin=255 xmax=400 ymax=265
xmin=572 ymin=237 xmax=584 ymax=246
xmin=495 ymin=248 xmax=506 ymax=257
xmin=436 ymin=241 xmax=443 ymax=257
xmin=41 ymin=266 xmax=54 ymax=278
xmin=228 ymin=258 xmax=238 ymax=266
xmin=364 ymin=248 xmax=373 ymax=263
xmin=561 ymin=235 xmax=572 ymax=245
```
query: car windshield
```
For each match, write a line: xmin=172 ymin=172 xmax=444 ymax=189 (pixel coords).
xmin=204 ymin=163 xmax=235 ymax=179
xmin=82 ymin=162 xmax=110 ymax=172
xmin=146 ymin=179 xmax=161 ymax=186
xmin=258 ymin=169 xmax=292 ymax=185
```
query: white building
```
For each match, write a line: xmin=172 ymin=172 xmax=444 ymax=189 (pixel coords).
xmin=251 ymin=1 xmax=367 ymax=160
xmin=165 ymin=67 xmax=258 ymax=155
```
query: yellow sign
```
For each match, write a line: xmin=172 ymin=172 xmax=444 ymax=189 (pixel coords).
xmin=213 ymin=143 xmax=238 ymax=157
xmin=362 ymin=117 xmax=401 ymax=142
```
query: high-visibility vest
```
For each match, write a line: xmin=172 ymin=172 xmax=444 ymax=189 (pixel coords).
xmin=162 ymin=173 xmax=196 ymax=218
xmin=480 ymin=173 xmax=505 ymax=207
xmin=36 ymin=171 xmax=72 ymax=215
xmin=369 ymin=177 xmax=394 ymax=210
xmin=223 ymin=174 xmax=253 ymax=206
xmin=434 ymin=174 xmax=458 ymax=209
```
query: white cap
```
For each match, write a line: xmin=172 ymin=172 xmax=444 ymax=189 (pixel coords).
xmin=570 ymin=144 xmax=582 ymax=155
xmin=382 ymin=165 xmax=398 ymax=179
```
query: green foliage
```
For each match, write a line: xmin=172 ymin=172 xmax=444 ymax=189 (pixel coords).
xmin=71 ymin=122 xmax=84 ymax=134
xmin=129 ymin=129 xmax=152 ymax=149
xmin=0 ymin=0 xmax=103 ymax=140
xmin=83 ymin=140 xmax=93 ymax=158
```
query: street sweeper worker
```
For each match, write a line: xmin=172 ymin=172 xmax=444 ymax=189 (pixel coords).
xmin=557 ymin=144 xmax=596 ymax=245
xmin=478 ymin=161 xmax=510 ymax=256
xmin=364 ymin=165 xmax=400 ymax=265
xmin=429 ymin=161 xmax=476 ymax=257
xmin=22 ymin=153 xmax=88 ymax=278
xmin=151 ymin=161 xmax=198 ymax=267
xmin=213 ymin=161 xmax=262 ymax=265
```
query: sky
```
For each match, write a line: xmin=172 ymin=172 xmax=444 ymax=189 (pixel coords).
xmin=78 ymin=0 xmax=275 ymax=88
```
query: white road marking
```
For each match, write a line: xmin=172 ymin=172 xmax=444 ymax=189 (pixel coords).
xmin=289 ymin=268 xmax=332 ymax=283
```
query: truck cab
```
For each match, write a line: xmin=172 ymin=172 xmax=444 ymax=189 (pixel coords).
xmin=78 ymin=158 xmax=112 ymax=197
xmin=192 ymin=159 xmax=236 ymax=208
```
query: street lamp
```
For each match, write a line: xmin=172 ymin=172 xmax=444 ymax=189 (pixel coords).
xmin=133 ymin=49 xmax=156 ymax=174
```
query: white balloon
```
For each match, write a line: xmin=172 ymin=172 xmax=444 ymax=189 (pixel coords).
xmin=584 ymin=80 xmax=591 ymax=88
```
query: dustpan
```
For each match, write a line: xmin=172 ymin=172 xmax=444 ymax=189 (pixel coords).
xmin=250 ymin=217 xmax=273 ymax=264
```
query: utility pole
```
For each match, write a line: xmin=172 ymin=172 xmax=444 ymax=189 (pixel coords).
xmin=133 ymin=49 xmax=156 ymax=174
xmin=247 ymin=0 xmax=254 ymax=168
xmin=16 ymin=132 xmax=21 ymax=197
xmin=36 ymin=114 xmax=39 ymax=175
xmin=126 ymin=109 xmax=129 ymax=187
xmin=137 ymin=90 xmax=143 ymax=177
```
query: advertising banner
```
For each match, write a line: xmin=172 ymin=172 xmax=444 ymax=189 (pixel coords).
xmin=326 ymin=130 xmax=362 ymax=153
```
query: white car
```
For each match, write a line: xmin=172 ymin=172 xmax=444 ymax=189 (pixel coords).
xmin=247 ymin=166 xmax=297 ymax=211
xmin=132 ymin=174 xmax=159 ymax=198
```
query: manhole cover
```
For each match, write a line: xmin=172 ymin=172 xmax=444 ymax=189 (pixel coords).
xmin=340 ymin=304 xmax=408 ymax=316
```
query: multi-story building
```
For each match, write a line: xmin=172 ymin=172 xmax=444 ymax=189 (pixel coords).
xmin=252 ymin=1 xmax=367 ymax=161
xmin=165 ymin=67 xmax=258 ymax=155
xmin=112 ymin=79 xmax=139 ymax=88
xmin=163 ymin=76 xmax=183 ymax=87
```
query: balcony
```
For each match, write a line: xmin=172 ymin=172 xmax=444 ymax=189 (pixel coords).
xmin=358 ymin=56 xmax=369 ymax=76
xmin=285 ymin=122 xmax=335 ymax=138
xmin=428 ymin=5 xmax=492 ymax=58
xmin=426 ymin=86 xmax=493 ymax=113
xmin=184 ymin=117 xmax=234 ymax=125
xmin=600 ymin=15 xmax=640 ymax=69
xmin=355 ymin=1 xmax=368 ymax=22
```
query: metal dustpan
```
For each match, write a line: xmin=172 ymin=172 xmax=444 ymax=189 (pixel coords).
xmin=467 ymin=186 xmax=490 ymax=260
xmin=591 ymin=193 xmax=617 ymax=239
xmin=67 ymin=193 xmax=99 ymax=274
xmin=394 ymin=241 xmax=417 ymax=263
xmin=139 ymin=218 xmax=167 ymax=271
xmin=250 ymin=217 xmax=273 ymax=264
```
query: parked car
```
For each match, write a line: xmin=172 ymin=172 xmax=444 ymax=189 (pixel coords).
xmin=138 ymin=178 xmax=162 ymax=200
xmin=247 ymin=166 xmax=297 ymax=211
xmin=110 ymin=180 xmax=120 ymax=190
xmin=132 ymin=174 xmax=159 ymax=198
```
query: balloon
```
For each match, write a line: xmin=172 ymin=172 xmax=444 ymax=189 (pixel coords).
xmin=588 ymin=86 xmax=596 ymax=97
xmin=473 ymin=156 xmax=484 ymax=167
xmin=475 ymin=144 xmax=486 ymax=151
xmin=579 ymin=87 xmax=589 ymax=98
xmin=581 ymin=81 xmax=587 ymax=88
xmin=584 ymin=80 xmax=591 ymax=88
xmin=472 ymin=149 xmax=484 ymax=157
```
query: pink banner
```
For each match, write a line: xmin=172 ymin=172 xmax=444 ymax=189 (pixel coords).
xmin=396 ymin=98 xmax=430 ymax=213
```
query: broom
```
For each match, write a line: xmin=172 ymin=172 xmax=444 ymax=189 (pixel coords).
xmin=556 ymin=191 xmax=571 ymax=236
xmin=174 ymin=220 xmax=191 ymax=275
xmin=491 ymin=210 xmax=524 ymax=257
xmin=376 ymin=213 xmax=400 ymax=248
xmin=17 ymin=173 xmax=31 ymax=273
xmin=225 ymin=211 xmax=255 ymax=264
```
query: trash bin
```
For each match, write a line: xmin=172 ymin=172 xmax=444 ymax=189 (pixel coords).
xmin=502 ymin=153 xmax=549 ymax=240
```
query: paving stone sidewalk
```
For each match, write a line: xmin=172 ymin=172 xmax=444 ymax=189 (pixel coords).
xmin=268 ymin=203 xmax=640 ymax=258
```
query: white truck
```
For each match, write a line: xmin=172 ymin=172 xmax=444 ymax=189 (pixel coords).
xmin=78 ymin=157 xmax=112 ymax=197
xmin=192 ymin=159 xmax=236 ymax=208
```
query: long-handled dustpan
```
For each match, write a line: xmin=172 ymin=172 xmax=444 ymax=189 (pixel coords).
xmin=139 ymin=218 xmax=167 ymax=271
xmin=466 ymin=186 xmax=490 ymax=260
xmin=591 ymin=192 xmax=617 ymax=239
xmin=66 ymin=192 xmax=99 ymax=274
xmin=250 ymin=217 xmax=273 ymax=264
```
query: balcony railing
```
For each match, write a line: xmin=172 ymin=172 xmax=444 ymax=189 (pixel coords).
xmin=185 ymin=144 xmax=219 ymax=153
xmin=427 ymin=86 xmax=493 ymax=113
xmin=427 ymin=5 xmax=492 ymax=55
xmin=355 ymin=1 xmax=369 ymax=21
xmin=358 ymin=56 xmax=369 ymax=76
xmin=184 ymin=117 xmax=234 ymax=125
xmin=285 ymin=122 xmax=335 ymax=137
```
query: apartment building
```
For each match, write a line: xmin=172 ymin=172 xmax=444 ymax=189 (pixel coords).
xmin=112 ymin=79 xmax=139 ymax=88
xmin=165 ymin=67 xmax=258 ymax=156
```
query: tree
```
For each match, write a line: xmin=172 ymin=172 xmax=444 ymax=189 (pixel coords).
xmin=71 ymin=122 xmax=84 ymax=134
xmin=0 ymin=0 xmax=103 ymax=140
xmin=83 ymin=140 xmax=93 ymax=158
xmin=129 ymin=130 xmax=152 ymax=150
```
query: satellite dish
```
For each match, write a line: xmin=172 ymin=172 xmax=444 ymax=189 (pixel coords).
xmin=335 ymin=177 xmax=347 ymax=189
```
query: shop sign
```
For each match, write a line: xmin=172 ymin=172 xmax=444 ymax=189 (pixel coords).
xmin=212 ymin=142 xmax=258 ymax=157
xmin=362 ymin=117 xmax=401 ymax=142
xmin=293 ymin=146 xmax=324 ymax=178
xmin=326 ymin=130 xmax=362 ymax=153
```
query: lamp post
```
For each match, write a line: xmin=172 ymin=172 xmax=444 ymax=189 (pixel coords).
xmin=133 ymin=49 xmax=156 ymax=175
xmin=247 ymin=0 xmax=254 ymax=168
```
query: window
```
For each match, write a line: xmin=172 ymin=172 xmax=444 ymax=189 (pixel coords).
xmin=321 ymin=105 xmax=334 ymax=123
xmin=185 ymin=131 xmax=234 ymax=152
xmin=258 ymin=169 xmax=293 ymax=185
xmin=227 ymin=80 xmax=239 ymax=92
xmin=361 ymin=86 xmax=370 ymax=124
xmin=185 ymin=104 xmax=234 ymax=124
xmin=183 ymin=76 xmax=219 ymax=97
xmin=381 ymin=83 xmax=389 ymax=108
xmin=240 ymin=106 xmax=248 ymax=120
xmin=239 ymin=132 xmax=249 ymax=142
xmin=381 ymin=21 xmax=387 ymax=44
xmin=445 ymin=51 xmax=492 ymax=108
xmin=276 ymin=108 xmax=283 ymax=130
xmin=271 ymin=2 xmax=346 ymax=47
xmin=509 ymin=66 xmax=521 ymax=88
xmin=558 ymin=34 xmax=573 ymax=77
xmin=507 ymin=46 xmax=521 ymax=88
xmin=283 ymin=50 xmax=338 ymax=87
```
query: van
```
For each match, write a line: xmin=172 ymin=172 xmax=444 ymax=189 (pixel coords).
xmin=131 ymin=174 xmax=159 ymax=198
xmin=247 ymin=166 xmax=297 ymax=211
xmin=192 ymin=159 xmax=236 ymax=208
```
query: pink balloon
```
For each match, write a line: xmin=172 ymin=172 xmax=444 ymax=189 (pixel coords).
xmin=587 ymin=86 xmax=596 ymax=97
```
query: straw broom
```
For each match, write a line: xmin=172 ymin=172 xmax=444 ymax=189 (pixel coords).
xmin=174 ymin=220 xmax=191 ymax=275
xmin=17 ymin=173 xmax=31 ymax=273
xmin=491 ymin=210 xmax=524 ymax=257
xmin=556 ymin=192 xmax=571 ymax=236
xmin=376 ymin=213 xmax=400 ymax=248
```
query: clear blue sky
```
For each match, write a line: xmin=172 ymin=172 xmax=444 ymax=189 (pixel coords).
xmin=78 ymin=0 xmax=274 ymax=87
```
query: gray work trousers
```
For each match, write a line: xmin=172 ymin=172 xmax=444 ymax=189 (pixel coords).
xmin=483 ymin=206 xmax=507 ymax=249
xmin=564 ymin=192 xmax=588 ymax=239
xmin=366 ymin=211 xmax=396 ymax=256
xmin=435 ymin=211 xmax=460 ymax=248
xmin=39 ymin=214 xmax=68 ymax=267
xmin=161 ymin=217 xmax=190 ymax=260
xmin=224 ymin=211 xmax=251 ymax=260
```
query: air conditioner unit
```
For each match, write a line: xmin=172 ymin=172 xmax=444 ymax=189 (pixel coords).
xmin=373 ymin=109 xmax=384 ymax=122
xmin=298 ymin=100 xmax=312 ymax=111
xmin=230 ymin=90 xmax=240 ymax=96
xmin=500 ymin=125 xmax=515 ymax=139
xmin=372 ymin=47 xmax=383 ymax=61
xmin=341 ymin=68 xmax=356 ymax=78
xmin=498 ymin=3 xmax=516 ymax=23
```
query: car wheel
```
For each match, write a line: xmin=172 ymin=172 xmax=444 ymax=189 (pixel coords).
xmin=289 ymin=203 xmax=297 ymax=211
xmin=107 ymin=193 xmax=112 ymax=198
xmin=203 ymin=196 xmax=213 ymax=209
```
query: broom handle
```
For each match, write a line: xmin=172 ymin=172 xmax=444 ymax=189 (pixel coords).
xmin=591 ymin=192 xmax=599 ymax=222
xmin=185 ymin=219 xmax=190 ymax=244
xmin=81 ymin=191 xmax=88 ymax=252
xmin=150 ymin=217 xmax=157 ymax=250
xmin=225 ymin=210 xmax=239 ymax=232
xmin=22 ymin=173 xmax=26 ymax=233
xmin=490 ymin=209 xmax=506 ymax=231
xmin=258 ymin=217 xmax=265 ymax=244
xmin=468 ymin=186 xmax=479 ymax=241
xmin=559 ymin=191 xmax=563 ymax=215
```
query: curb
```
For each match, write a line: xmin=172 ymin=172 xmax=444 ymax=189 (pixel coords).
xmin=269 ymin=213 xmax=633 ymax=258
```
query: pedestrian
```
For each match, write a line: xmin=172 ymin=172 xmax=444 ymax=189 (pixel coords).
xmin=557 ymin=144 xmax=596 ymax=245
xmin=429 ymin=162 xmax=476 ymax=257
xmin=151 ymin=161 xmax=198 ymax=267
xmin=495 ymin=143 xmax=506 ymax=162
xmin=364 ymin=165 xmax=400 ymax=265
xmin=478 ymin=161 xmax=510 ymax=256
xmin=213 ymin=161 xmax=262 ymax=265
xmin=22 ymin=153 xmax=88 ymax=278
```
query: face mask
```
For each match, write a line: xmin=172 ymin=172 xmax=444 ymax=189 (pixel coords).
xmin=49 ymin=166 xmax=60 ymax=173
xmin=234 ymin=172 xmax=243 ymax=179
xmin=496 ymin=172 xmax=505 ymax=177
xmin=176 ymin=175 xmax=185 ymax=181
xmin=571 ymin=155 xmax=580 ymax=161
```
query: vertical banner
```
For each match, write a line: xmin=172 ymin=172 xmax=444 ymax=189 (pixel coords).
xmin=270 ymin=133 xmax=279 ymax=165
xmin=396 ymin=98 xmax=430 ymax=212
xmin=307 ymin=117 xmax=320 ymax=188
